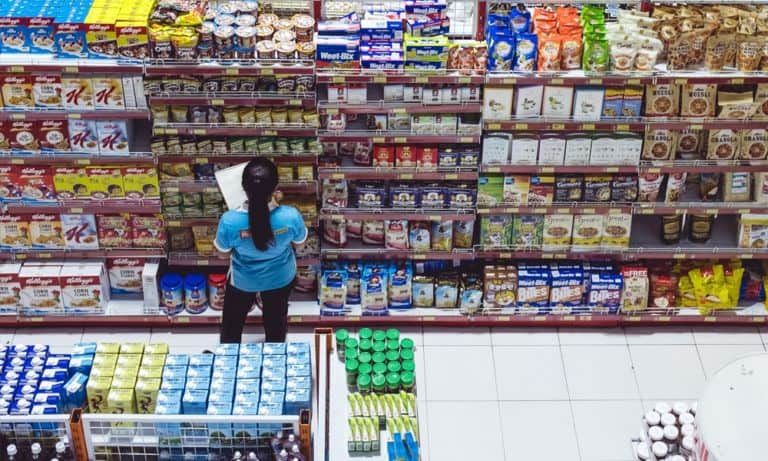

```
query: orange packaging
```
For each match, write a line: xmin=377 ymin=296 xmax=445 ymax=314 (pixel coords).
xmin=561 ymin=33 xmax=582 ymax=69
xmin=538 ymin=35 xmax=563 ymax=71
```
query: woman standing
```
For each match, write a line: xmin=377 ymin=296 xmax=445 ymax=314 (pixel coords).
xmin=214 ymin=158 xmax=308 ymax=343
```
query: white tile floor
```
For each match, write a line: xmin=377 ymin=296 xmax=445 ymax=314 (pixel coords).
xmin=2 ymin=325 xmax=767 ymax=461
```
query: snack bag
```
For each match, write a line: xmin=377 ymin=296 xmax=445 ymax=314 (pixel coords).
xmin=689 ymin=265 xmax=731 ymax=314
xmin=320 ymin=270 xmax=347 ymax=316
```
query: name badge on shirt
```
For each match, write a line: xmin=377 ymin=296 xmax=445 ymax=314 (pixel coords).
xmin=239 ymin=229 xmax=251 ymax=239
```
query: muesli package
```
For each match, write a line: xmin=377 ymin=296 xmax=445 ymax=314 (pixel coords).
xmin=620 ymin=267 xmax=649 ymax=312
xmin=388 ymin=262 xmax=413 ymax=309
xmin=361 ymin=265 xmax=388 ymax=316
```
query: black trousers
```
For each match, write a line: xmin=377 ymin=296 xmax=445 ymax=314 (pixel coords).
xmin=220 ymin=280 xmax=294 ymax=343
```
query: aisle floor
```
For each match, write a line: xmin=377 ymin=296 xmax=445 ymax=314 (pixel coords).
xmin=3 ymin=325 xmax=767 ymax=461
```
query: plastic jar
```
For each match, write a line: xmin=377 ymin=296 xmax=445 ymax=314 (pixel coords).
xmin=678 ymin=412 xmax=695 ymax=426
xmin=372 ymin=374 xmax=386 ymax=393
xmin=386 ymin=372 xmax=400 ymax=393
xmin=663 ymin=425 xmax=679 ymax=452
xmin=400 ymin=338 xmax=414 ymax=350
xmin=359 ymin=339 xmax=373 ymax=353
xmin=660 ymin=412 xmax=676 ymax=427
xmin=359 ymin=328 xmax=373 ymax=341
xmin=372 ymin=341 xmax=386 ymax=353
xmin=386 ymin=351 xmax=399 ymax=363
xmin=208 ymin=273 xmax=226 ymax=310
xmin=643 ymin=410 xmax=661 ymax=428
xmin=345 ymin=348 xmax=358 ymax=362
xmin=387 ymin=361 xmax=401 ymax=373
xmin=335 ymin=329 xmax=349 ymax=355
xmin=372 ymin=363 xmax=387 ymax=376
xmin=184 ymin=274 xmax=208 ymax=314
xmin=160 ymin=273 xmax=184 ymax=315
xmin=386 ymin=339 xmax=400 ymax=352
xmin=401 ymin=360 xmax=415 ymax=373
xmin=345 ymin=359 xmax=359 ymax=387
xmin=356 ymin=374 xmax=371 ymax=393
xmin=635 ymin=443 xmax=650 ymax=461
xmin=344 ymin=338 xmax=359 ymax=352
xmin=648 ymin=426 xmax=664 ymax=443
xmin=372 ymin=330 xmax=386 ymax=342
xmin=358 ymin=352 xmax=372 ymax=365
xmin=680 ymin=423 xmax=695 ymax=438
xmin=386 ymin=328 xmax=400 ymax=341
xmin=372 ymin=352 xmax=386 ymax=364
xmin=651 ymin=441 xmax=668 ymax=460
xmin=680 ymin=435 xmax=694 ymax=458
xmin=400 ymin=349 xmax=414 ymax=362
xmin=672 ymin=402 xmax=689 ymax=416
xmin=654 ymin=402 xmax=672 ymax=415
xmin=358 ymin=362 xmax=372 ymax=378
xmin=400 ymin=372 xmax=415 ymax=391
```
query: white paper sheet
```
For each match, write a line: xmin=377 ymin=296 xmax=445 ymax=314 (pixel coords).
xmin=214 ymin=162 xmax=248 ymax=210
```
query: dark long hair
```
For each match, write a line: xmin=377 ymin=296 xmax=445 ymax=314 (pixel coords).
xmin=242 ymin=158 xmax=278 ymax=251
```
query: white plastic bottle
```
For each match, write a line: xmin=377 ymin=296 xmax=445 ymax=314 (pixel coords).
xmin=290 ymin=445 xmax=305 ymax=461
xmin=31 ymin=443 xmax=42 ymax=460
xmin=277 ymin=449 xmax=289 ymax=461
xmin=6 ymin=444 xmax=18 ymax=461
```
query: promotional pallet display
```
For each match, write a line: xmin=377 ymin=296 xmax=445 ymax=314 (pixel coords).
xmin=0 ymin=0 xmax=767 ymax=329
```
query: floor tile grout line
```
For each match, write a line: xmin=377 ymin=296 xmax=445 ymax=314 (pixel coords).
xmin=624 ymin=334 xmax=646 ymax=403
xmin=489 ymin=335 xmax=508 ymax=461
xmin=558 ymin=329 xmax=585 ymax=461
xmin=418 ymin=326 xmax=433 ymax=461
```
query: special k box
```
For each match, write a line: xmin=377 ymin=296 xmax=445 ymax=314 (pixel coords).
xmin=68 ymin=119 xmax=100 ymax=154
xmin=19 ymin=264 xmax=63 ymax=315
xmin=60 ymin=263 xmax=110 ymax=314
xmin=107 ymin=257 xmax=144 ymax=297
xmin=93 ymin=77 xmax=124 ymax=109
xmin=62 ymin=77 xmax=95 ymax=110
xmin=96 ymin=120 xmax=130 ymax=155
xmin=0 ymin=263 xmax=22 ymax=314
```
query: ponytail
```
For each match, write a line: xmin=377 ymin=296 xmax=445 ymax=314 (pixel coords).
xmin=242 ymin=158 xmax=278 ymax=251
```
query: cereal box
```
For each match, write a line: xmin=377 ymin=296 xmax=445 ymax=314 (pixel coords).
xmin=55 ymin=23 xmax=88 ymax=58
xmin=116 ymin=25 xmax=149 ymax=59
xmin=62 ymin=77 xmax=95 ymax=110
xmin=1 ymin=75 xmax=34 ymax=108
xmin=0 ymin=263 xmax=22 ymax=314
xmin=10 ymin=121 xmax=40 ymax=152
xmin=28 ymin=18 xmax=55 ymax=54
xmin=0 ymin=165 xmax=21 ymax=202
xmin=601 ymin=213 xmax=632 ymax=248
xmin=107 ymin=258 xmax=144 ymax=296
xmin=97 ymin=214 xmax=131 ymax=248
xmin=61 ymin=214 xmax=99 ymax=250
xmin=0 ymin=17 xmax=30 ymax=53
xmin=0 ymin=215 xmax=29 ymax=249
xmin=87 ymin=167 xmax=125 ymax=200
xmin=572 ymin=215 xmax=604 ymax=248
xmin=543 ymin=214 xmax=573 ymax=250
xmin=29 ymin=214 xmax=64 ymax=249
xmin=0 ymin=121 xmax=9 ymax=150
xmin=60 ymin=263 xmax=110 ymax=314
xmin=93 ymin=78 xmax=124 ymax=109
xmin=85 ymin=24 xmax=117 ymax=59
xmin=517 ymin=268 xmax=551 ymax=314
xmin=39 ymin=120 xmax=70 ymax=152
xmin=550 ymin=269 xmax=584 ymax=313
xmin=122 ymin=167 xmax=159 ymax=199
xmin=619 ymin=267 xmax=649 ymax=312
xmin=502 ymin=174 xmax=530 ymax=205
xmin=32 ymin=75 xmax=63 ymax=108
xmin=53 ymin=167 xmax=89 ymax=199
xmin=588 ymin=272 xmax=623 ymax=314
xmin=372 ymin=146 xmax=394 ymax=167
xmin=131 ymin=215 xmax=166 ymax=248
xmin=19 ymin=166 xmax=56 ymax=202
xmin=19 ymin=264 xmax=63 ymax=315
xmin=68 ymin=119 xmax=100 ymax=154
xmin=96 ymin=120 xmax=130 ymax=155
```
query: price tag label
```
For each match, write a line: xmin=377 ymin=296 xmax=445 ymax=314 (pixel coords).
xmin=415 ymin=76 xmax=428 ymax=83
xmin=627 ymin=79 xmax=641 ymax=85
xmin=534 ymin=316 xmax=546 ymax=321
xmin=551 ymin=123 xmax=565 ymax=130
xmin=260 ymin=69 xmax=274 ymax=76
xmin=211 ymin=99 xmax=225 ymax=106
xmin=331 ymin=173 xmax=345 ymax=180
xmin=177 ymin=316 xmax=190 ymax=323
xmin=15 ymin=254 xmax=26 ymax=260
xmin=167 ymin=221 xmax=181 ymax=227
xmin=582 ymin=208 xmax=595 ymax=214
xmin=460 ymin=137 xmax=474 ymax=143
xmin=373 ymin=76 xmax=386 ymax=84
xmin=196 ymin=260 xmax=209 ymax=266
xmin=11 ymin=158 xmax=24 ymax=164
xmin=657 ymin=316 xmax=671 ymax=322
xmin=499 ymin=252 xmax=512 ymax=258
xmin=28 ymin=317 xmax=43 ymax=322
xmin=563 ymin=315 xmax=576 ymax=321
xmin=288 ymin=316 xmax=303 ymax=323
xmin=581 ymin=124 xmax=596 ymax=131
xmin=9 ymin=66 xmax=24 ymax=73
xmin=691 ymin=124 xmax=703 ymax=131
xmin=753 ymin=316 xmax=765 ymax=322
xmin=609 ymin=208 xmax=624 ymax=214
xmin=477 ymin=208 xmax=489 ymax=214
xmin=332 ymin=76 xmax=345 ymax=83
xmin=165 ymin=128 xmax=179 ymax=135
xmin=646 ymin=167 xmax=661 ymax=174
xmin=392 ymin=107 xmax=407 ymax=114
xmin=399 ymin=173 xmax=413 ymax=180
xmin=68 ymin=208 xmax=83 ymax=214
xmin=458 ymin=77 xmax=471 ymax=84
xmin=67 ymin=113 xmax=81 ymax=119
xmin=10 ymin=113 xmax=25 ymax=120
xmin=705 ymin=208 xmax=718 ymax=215
xmin=412 ymin=254 xmax=427 ymax=260
xmin=394 ymin=137 xmax=407 ymax=143
xmin=605 ymin=167 xmax=619 ymax=173
xmin=628 ymin=316 xmax=641 ymax=321
xmin=730 ymin=78 xmax=745 ymax=85
xmin=486 ymin=166 xmax=501 ymax=173
xmin=428 ymin=215 xmax=441 ymax=221
xmin=444 ymin=173 xmax=458 ymax=180
xmin=540 ymin=167 xmax=554 ymax=174
xmin=741 ymin=253 xmax=754 ymax=259
xmin=38 ymin=253 xmax=52 ymax=259
xmin=325 ymin=108 xmax=339 ymax=115
xmin=556 ymin=208 xmax=568 ymax=214
xmin=588 ymin=79 xmax=602 ymax=85
xmin=616 ymin=124 xmax=630 ymax=131
xmin=75 ymin=159 xmax=91 ymax=165
xmin=193 ymin=157 xmax=209 ymax=164
xmin=263 ymin=130 xmax=277 ymax=136
xmin=674 ymin=78 xmax=688 ymax=85
xmin=533 ymin=208 xmax=546 ymax=214
xmin=64 ymin=66 xmax=79 ymax=73
xmin=192 ymin=129 xmax=206 ymax=135
xmin=541 ymin=253 xmax=554 ymax=259
xmin=204 ymin=187 xmax=219 ymax=193
xmin=551 ymin=78 xmax=564 ymax=85
xmin=581 ymin=315 xmax=592 ymax=321
xmin=164 ymin=187 xmax=179 ymax=193
xmin=225 ymin=68 xmax=240 ymax=76
xmin=738 ymin=208 xmax=750 ymax=214
xmin=503 ymin=78 xmax=517 ymax=85
xmin=673 ymin=253 xmax=687 ymax=259
xmin=505 ymin=207 xmax=519 ymax=213
xmin=704 ymin=316 xmax=717 ymax=322
xmin=487 ymin=123 xmax=501 ymax=130
xmin=422 ymin=316 xmax=436 ymax=321
xmin=515 ymin=123 xmax=528 ymax=130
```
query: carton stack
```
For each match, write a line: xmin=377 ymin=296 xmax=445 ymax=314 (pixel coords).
xmin=0 ymin=344 xmax=76 ymax=415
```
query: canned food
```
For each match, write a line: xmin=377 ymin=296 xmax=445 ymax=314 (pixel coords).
xmin=295 ymin=74 xmax=314 ymax=92
xmin=292 ymin=14 xmax=315 ymax=42
xmin=239 ymin=0 xmax=258 ymax=15
xmin=199 ymin=21 xmax=216 ymax=44
xmin=256 ymin=24 xmax=274 ymax=41
xmin=184 ymin=274 xmax=208 ymax=314
xmin=214 ymin=25 xmax=235 ymax=50
xmin=296 ymin=41 xmax=315 ymax=61
xmin=217 ymin=4 xmax=237 ymax=15
xmin=235 ymin=14 xmax=256 ymax=27
xmin=160 ymin=273 xmax=184 ymax=315
xmin=256 ymin=40 xmax=276 ymax=60
xmin=276 ymin=18 xmax=294 ymax=30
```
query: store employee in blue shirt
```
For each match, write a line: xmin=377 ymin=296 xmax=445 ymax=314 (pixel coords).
xmin=214 ymin=158 xmax=308 ymax=343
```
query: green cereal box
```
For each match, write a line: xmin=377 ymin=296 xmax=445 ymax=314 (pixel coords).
xmin=135 ymin=378 xmax=162 ymax=414
xmin=86 ymin=376 xmax=113 ymax=413
xmin=144 ymin=343 xmax=169 ymax=355
xmin=108 ymin=388 xmax=136 ymax=414
xmin=477 ymin=174 xmax=504 ymax=207
xmin=138 ymin=366 xmax=164 ymax=379
xmin=111 ymin=374 xmax=138 ymax=390
xmin=96 ymin=343 xmax=121 ymax=354
xmin=141 ymin=354 xmax=167 ymax=368
xmin=120 ymin=342 xmax=145 ymax=355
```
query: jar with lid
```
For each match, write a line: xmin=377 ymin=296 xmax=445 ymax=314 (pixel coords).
xmin=663 ymin=425 xmax=679 ymax=453
xmin=635 ymin=443 xmax=650 ymax=461
xmin=661 ymin=215 xmax=683 ymax=244
xmin=644 ymin=410 xmax=661 ymax=428
xmin=358 ymin=352 xmax=372 ymax=365
xmin=660 ymin=412 xmax=677 ymax=427
xmin=358 ymin=362 xmax=372 ymax=379
xmin=359 ymin=339 xmax=373 ymax=353
xmin=372 ymin=374 xmax=386 ymax=394
xmin=335 ymin=329 xmax=349 ymax=355
xmin=386 ymin=372 xmax=400 ymax=393
xmin=400 ymin=371 xmax=415 ymax=392
xmin=651 ymin=441 xmax=668 ymax=460
xmin=400 ymin=337 xmax=414 ymax=350
xmin=648 ymin=426 xmax=664 ymax=443
xmin=680 ymin=423 xmax=695 ymax=439
xmin=680 ymin=435 xmax=695 ymax=458
xmin=672 ymin=402 xmax=689 ymax=416
xmin=372 ymin=362 xmax=387 ymax=376
xmin=654 ymin=402 xmax=672 ymax=415
xmin=386 ymin=328 xmax=400 ymax=341
xmin=372 ymin=351 xmax=386 ymax=364
xmin=387 ymin=361 xmax=401 ymax=373
xmin=372 ymin=330 xmax=386 ymax=342
xmin=345 ymin=348 xmax=358 ymax=362
xmin=401 ymin=360 xmax=415 ymax=374
xmin=400 ymin=349 xmax=414 ymax=362
xmin=678 ymin=412 xmax=695 ymax=427
xmin=345 ymin=358 xmax=359 ymax=387
xmin=372 ymin=341 xmax=386 ymax=353
xmin=344 ymin=337 xmax=359 ymax=352
xmin=356 ymin=374 xmax=371 ymax=394
xmin=359 ymin=327 xmax=373 ymax=341
xmin=386 ymin=339 xmax=400 ymax=352
xmin=689 ymin=214 xmax=714 ymax=243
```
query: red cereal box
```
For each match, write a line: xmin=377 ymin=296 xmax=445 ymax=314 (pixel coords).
xmin=18 ymin=166 xmax=56 ymax=202
xmin=0 ymin=263 xmax=22 ymax=313
xmin=419 ymin=147 xmax=438 ymax=167
xmin=1 ymin=75 xmax=33 ymax=109
xmin=131 ymin=214 xmax=166 ymax=248
xmin=9 ymin=120 xmax=40 ymax=152
xmin=96 ymin=214 xmax=132 ymax=248
xmin=19 ymin=264 xmax=63 ymax=314
xmin=39 ymin=120 xmax=70 ymax=152
xmin=372 ymin=145 xmax=395 ymax=167
xmin=0 ymin=121 xmax=10 ymax=150
xmin=396 ymin=146 xmax=419 ymax=167
xmin=0 ymin=165 xmax=21 ymax=201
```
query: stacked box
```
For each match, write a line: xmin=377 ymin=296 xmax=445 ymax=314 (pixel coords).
xmin=0 ymin=343 xmax=74 ymax=415
xmin=285 ymin=343 xmax=312 ymax=415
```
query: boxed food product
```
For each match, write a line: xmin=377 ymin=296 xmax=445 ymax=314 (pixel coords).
xmin=602 ymin=87 xmax=623 ymax=117
xmin=681 ymin=84 xmax=716 ymax=117
xmin=555 ymin=174 xmax=584 ymax=202
xmin=550 ymin=269 xmax=584 ymax=313
xmin=739 ymin=129 xmax=768 ymax=160
xmin=0 ymin=215 xmax=29 ymax=249
xmin=19 ymin=264 xmax=63 ymax=314
xmin=97 ymin=214 xmax=132 ymax=248
xmin=420 ymin=146 xmax=438 ymax=167
xmin=60 ymin=263 xmax=110 ymax=313
xmin=510 ymin=135 xmax=538 ymax=164
xmin=29 ymin=214 xmax=64 ymax=249
xmin=538 ymin=136 xmax=566 ymax=165
xmin=572 ymin=215 xmax=604 ymax=248
xmin=621 ymin=86 xmax=643 ymax=117
xmin=53 ymin=167 xmax=89 ymax=200
xmin=1 ymin=76 xmax=33 ymax=108
xmin=68 ymin=119 xmax=100 ymax=154
xmin=517 ymin=268 xmax=550 ymax=313
xmin=39 ymin=120 xmax=69 ymax=152
xmin=588 ymin=272 xmax=623 ymax=314
xmin=723 ymin=172 xmax=751 ymax=202
xmin=10 ymin=121 xmax=40 ymax=152
xmin=0 ymin=121 xmax=9 ymax=151
xmin=61 ymin=214 xmax=99 ymax=250
xmin=619 ymin=267 xmax=648 ymax=312
xmin=88 ymin=167 xmax=124 ymax=200
xmin=638 ymin=173 xmax=663 ymax=202
xmin=385 ymin=220 xmax=408 ymax=250
xmin=502 ymin=174 xmax=530 ymax=205
xmin=480 ymin=215 xmax=513 ymax=247
xmin=19 ymin=166 xmax=55 ymax=202
xmin=611 ymin=175 xmax=638 ymax=202
xmin=512 ymin=215 xmax=543 ymax=247
xmin=361 ymin=265 xmax=388 ymax=315
xmin=0 ymin=263 xmax=21 ymax=314
xmin=123 ymin=167 xmax=159 ymax=199
xmin=528 ymin=175 xmax=554 ymax=205
xmin=96 ymin=120 xmax=130 ymax=155
xmin=395 ymin=146 xmax=418 ymax=167
xmin=644 ymin=84 xmax=679 ymax=116
xmin=372 ymin=146 xmax=394 ymax=167
xmin=543 ymin=214 xmax=573 ymax=250
xmin=738 ymin=214 xmax=768 ymax=249
xmin=132 ymin=215 xmax=167 ymax=248
xmin=514 ymin=85 xmax=543 ymax=117
xmin=572 ymin=86 xmax=604 ymax=121
xmin=642 ymin=129 xmax=676 ymax=160
xmin=542 ymin=86 xmax=574 ymax=117
xmin=707 ymin=129 xmax=739 ymax=160
xmin=676 ymin=128 xmax=703 ymax=159
xmin=62 ymin=77 xmax=95 ymax=110
xmin=601 ymin=213 xmax=632 ymax=248
xmin=564 ymin=134 xmax=591 ymax=165
xmin=93 ymin=77 xmax=125 ymax=109
xmin=483 ymin=87 xmax=514 ymax=120
xmin=588 ymin=135 xmax=615 ymax=165
xmin=584 ymin=175 xmax=612 ymax=202
xmin=481 ymin=133 xmax=512 ymax=164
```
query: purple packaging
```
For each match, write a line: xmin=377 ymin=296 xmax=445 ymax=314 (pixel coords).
xmin=390 ymin=184 xmax=420 ymax=208
xmin=420 ymin=185 xmax=446 ymax=208
xmin=588 ymin=272 xmax=623 ymax=314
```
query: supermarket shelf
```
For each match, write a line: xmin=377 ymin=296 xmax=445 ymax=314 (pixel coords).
xmin=322 ymin=246 xmax=475 ymax=261
xmin=316 ymin=70 xmax=486 ymax=85
xmin=153 ymin=124 xmax=317 ymax=137
xmin=149 ymin=92 xmax=316 ymax=108
xmin=320 ymin=208 xmax=476 ymax=221
xmin=158 ymin=153 xmax=320 ymax=163
xmin=0 ymin=55 xmax=144 ymax=73
xmin=0 ymin=152 xmax=155 ymax=165
xmin=475 ymin=247 xmax=768 ymax=260
xmin=318 ymin=131 xmax=481 ymax=144
xmin=480 ymin=160 xmax=768 ymax=174
xmin=3 ymin=199 xmax=162 ymax=214
xmin=483 ymin=118 xmax=768 ymax=132
xmin=318 ymin=101 xmax=482 ymax=115
xmin=160 ymin=180 xmax=316 ymax=194
xmin=0 ymin=109 xmax=150 ymax=121
xmin=165 ymin=217 xmax=218 ymax=227
xmin=318 ymin=166 xmax=478 ymax=181
xmin=477 ymin=202 xmax=768 ymax=215
xmin=485 ymin=69 xmax=768 ymax=85
xmin=0 ymin=248 xmax=166 ymax=261
xmin=145 ymin=59 xmax=315 ymax=76
xmin=167 ymin=251 xmax=319 ymax=267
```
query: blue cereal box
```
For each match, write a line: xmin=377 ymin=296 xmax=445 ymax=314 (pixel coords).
xmin=28 ymin=17 xmax=55 ymax=54
xmin=189 ymin=354 xmax=214 ymax=367
xmin=214 ymin=343 xmax=239 ymax=356
xmin=239 ymin=343 xmax=262 ymax=356
xmin=260 ymin=377 xmax=286 ymax=393
xmin=588 ymin=272 xmax=623 ymax=314
xmin=54 ymin=23 xmax=88 ymax=58
xmin=164 ymin=354 xmax=189 ymax=367
xmin=287 ymin=343 xmax=310 ymax=355
xmin=287 ymin=376 xmax=312 ymax=390
xmin=286 ymin=363 xmax=311 ymax=378
xmin=517 ymin=269 xmax=551 ymax=313
xmin=0 ymin=17 xmax=30 ymax=53
xmin=235 ymin=379 xmax=260 ymax=394
xmin=262 ymin=354 xmax=286 ymax=369
xmin=549 ymin=270 xmax=584 ymax=314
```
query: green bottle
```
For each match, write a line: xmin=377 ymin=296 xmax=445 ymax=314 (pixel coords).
xmin=400 ymin=349 xmax=414 ymax=362
xmin=401 ymin=360 xmax=415 ymax=373
xmin=358 ymin=362 xmax=372 ymax=377
xmin=344 ymin=337 xmax=359 ymax=352
xmin=372 ymin=351 xmax=386 ymax=364
xmin=400 ymin=338 xmax=414 ymax=350
xmin=386 ymin=372 xmax=400 ymax=393
xmin=372 ymin=330 xmax=386 ymax=342
xmin=387 ymin=361 xmax=402 ymax=373
xmin=386 ymin=339 xmax=400 ymax=352
xmin=385 ymin=350 xmax=399 ymax=363
xmin=372 ymin=374 xmax=386 ymax=393
xmin=357 ymin=374 xmax=372 ymax=393
xmin=345 ymin=358 xmax=359 ymax=387
xmin=372 ymin=341 xmax=386 ymax=353
xmin=386 ymin=328 xmax=400 ymax=341
xmin=359 ymin=338 xmax=373 ymax=353
xmin=345 ymin=348 xmax=359 ymax=362
xmin=358 ymin=351 xmax=372 ymax=365
xmin=372 ymin=362 xmax=387 ymax=376
xmin=400 ymin=372 xmax=415 ymax=391
xmin=336 ymin=329 xmax=349 ymax=357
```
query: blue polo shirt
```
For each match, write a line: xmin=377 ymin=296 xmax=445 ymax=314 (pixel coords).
xmin=214 ymin=205 xmax=308 ymax=292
